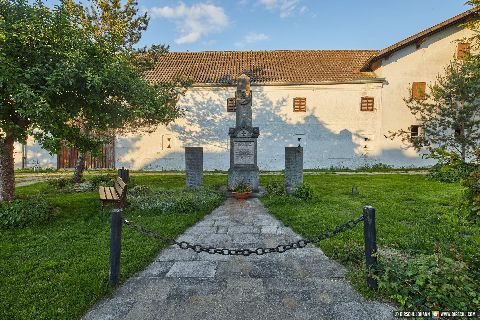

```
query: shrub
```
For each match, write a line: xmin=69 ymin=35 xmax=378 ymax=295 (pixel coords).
xmin=0 ymin=198 xmax=52 ymax=229
xmin=128 ymin=185 xmax=151 ymax=197
xmin=265 ymin=180 xmax=285 ymax=196
xmin=46 ymin=174 xmax=120 ymax=193
xmin=128 ymin=187 xmax=223 ymax=215
xmin=377 ymin=253 xmax=479 ymax=310
xmin=426 ymin=148 xmax=474 ymax=183
xmin=293 ymin=183 xmax=314 ymax=201
xmin=462 ymin=151 xmax=480 ymax=222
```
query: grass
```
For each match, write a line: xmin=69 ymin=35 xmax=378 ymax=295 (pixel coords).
xmin=0 ymin=175 xmax=226 ymax=320
xmin=260 ymin=174 xmax=479 ymax=308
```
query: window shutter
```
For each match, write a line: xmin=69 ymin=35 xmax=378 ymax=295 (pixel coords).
xmin=293 ymin=97 xmax=306 ymax=112
xmin=360 ymin=97 xmax=374 ymax=111
xmin=227 ymin=97 xmax=236 ymax=112
xmin=457 ymin=43 xmax=470 ymax=60
xmin=412 ymin=82 xmax=426 ymax=100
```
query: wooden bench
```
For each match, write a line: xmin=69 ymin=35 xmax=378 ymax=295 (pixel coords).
xmin=99 ymin=177 xmax=127 ymax=208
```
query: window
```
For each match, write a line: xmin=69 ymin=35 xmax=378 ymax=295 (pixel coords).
xmin=457 ymin=43 xmax=470 ymax=60
xmin=293 ymin=97 xmax=306 ymax=112
xmin=410 ymin=125 xmax=420 ymax=138
xmin=360 ymin=97 xmax=374 ymax=111
xmin=412 ymin=82 xmax=426 ymax=100
xmin=227 ymin=97 xmax=236 ymax=112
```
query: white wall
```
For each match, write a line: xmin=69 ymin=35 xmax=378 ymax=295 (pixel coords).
xmin=375 ymin=24 xmax=474 ymax=167
xmin=116 ymin=82 xmax=389 ymax=171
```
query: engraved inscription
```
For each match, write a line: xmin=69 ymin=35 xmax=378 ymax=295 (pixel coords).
xmin=233 ymin=141 xmax=255 ymax=165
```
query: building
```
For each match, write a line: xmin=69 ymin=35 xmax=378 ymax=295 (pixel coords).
xmin=15 ymin=8 xmax=478 ymax=171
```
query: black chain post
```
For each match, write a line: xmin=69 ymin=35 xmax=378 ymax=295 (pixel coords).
xmin=363 ymin=206 xmax=378 ymax=290
xmin=118 ymin=167 xmax=129 ymax=183
xmin=110 ymin=208 xmax=123 ymax=285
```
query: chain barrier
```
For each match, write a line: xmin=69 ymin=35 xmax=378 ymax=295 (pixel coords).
xmin=123 ymin=214 xmax=365 ymax=256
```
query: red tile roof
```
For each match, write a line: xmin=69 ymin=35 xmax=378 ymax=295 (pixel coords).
xmin=362 ymin=7 xmax=480 ymax=70
xmin=145 ymin=50 xmax=379 ymax=85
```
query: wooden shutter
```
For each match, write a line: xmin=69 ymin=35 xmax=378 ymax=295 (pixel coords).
xmin=412 ymin=82 xmax=426 ymax=100
xmin=227 ymin=98 xmax=236 ymax=112
xmin=457 ymin=43 xmax=470 ymax=60
xmin=360 ymin=97 xmax=374 ymax=111
xmin=293 ymin=97 xmax=306 ymax=112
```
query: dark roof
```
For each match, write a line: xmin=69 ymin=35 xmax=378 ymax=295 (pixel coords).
xmin=145 ymin=50 xmax=379 ymax=85
xmin=362 ymin=7 xmax=480 ymax=70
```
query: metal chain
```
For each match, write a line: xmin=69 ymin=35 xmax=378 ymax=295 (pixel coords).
xmin=123 ymin=214 xmax=365 ymax=256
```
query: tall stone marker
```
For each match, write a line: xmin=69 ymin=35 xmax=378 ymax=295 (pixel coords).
xmin=285 ymin=147 xmax=303 ymax=194
xmin=228 ymin=75 xmax=260 ymax=191
xmin=185 ymin=147 xmax=203 ymax=188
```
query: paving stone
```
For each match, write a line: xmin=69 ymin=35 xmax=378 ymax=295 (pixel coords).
xmin=156 ymin=247 xmax=199 ymax=262
xmin=227 ymin=226 xmax=260 ymax=234
xmin=260 ymin=225 xmax=278 ymax=234
xmin=165 ymin=261 xmax=217 ymax=278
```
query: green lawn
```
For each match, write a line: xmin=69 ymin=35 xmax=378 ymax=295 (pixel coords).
xmin=0 ymin=175 xmax=226 ymax=320
xmin=260 ymin=174 xmax=479 ymax=309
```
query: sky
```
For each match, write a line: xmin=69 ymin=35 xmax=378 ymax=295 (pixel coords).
xmin=48 ymin=0 xmax=474 ymax=52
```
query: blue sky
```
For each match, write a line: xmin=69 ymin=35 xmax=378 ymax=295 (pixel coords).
xmin=48 ymin=1 xmax=473 ymax=51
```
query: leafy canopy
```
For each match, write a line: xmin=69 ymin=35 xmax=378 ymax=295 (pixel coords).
xmin=0 ymin=0 xmax=184 ymax=154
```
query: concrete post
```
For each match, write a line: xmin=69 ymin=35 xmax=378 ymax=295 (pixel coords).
xmin=185 ymin=147 xmax=203 ymax=188
xmin=285 ymin=147 xmax=303 ymax=194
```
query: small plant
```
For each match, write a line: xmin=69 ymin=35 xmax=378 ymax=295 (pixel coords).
xmin=462 ymin=149 xmax=480 ymax=222
xmin=0 ymin=198 xmax=52 ymax=229
xmin=229 ymin=182 xmax=252 ymax=193
xmin=376 ymin=252 xmax=479 ymax=310
xmin=128 ymin=185 xmax=151 ymax=197
xmin=128 ymin=187 xmax=223 ymax=214
xmin=293 ymin=183 xmax=314 ymax=200
xmin=265 ymin=180 xmax=285 ymax=196
xmin=426 ymin=148 xmax=474 ymax=183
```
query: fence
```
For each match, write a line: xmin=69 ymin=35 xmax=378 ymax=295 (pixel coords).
xmin=108 ymin=206 xmax=378 ymax=290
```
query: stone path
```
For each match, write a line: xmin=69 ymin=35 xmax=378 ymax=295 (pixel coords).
xmin=83 ymin=198 xmax=393 ymax=320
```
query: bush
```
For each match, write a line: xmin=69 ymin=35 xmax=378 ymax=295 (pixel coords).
xmin=128 ymin=187 xmax=223 ymax=215
xmin=426 ymin=148 xmax=474 ymax=183
xmin=377 ymin=252 xmax=479 ymax=310
xmin=293 ymin=183 xmax=314 ymax=200
xmin=265 ymin=180 xmax=285 ymax=196
xmin=128 ymin=185 xmax=151 ymax=197
xmin=46 ymin=174 xmax=120 ymax=193
xmin=0 ymin=198 xmax=52 ymax=229
xmin=462 ymin=150 xmax=480 ymax=222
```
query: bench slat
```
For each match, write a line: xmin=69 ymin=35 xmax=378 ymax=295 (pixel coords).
xmin=99 ymin=187 xmax=108 ymax=200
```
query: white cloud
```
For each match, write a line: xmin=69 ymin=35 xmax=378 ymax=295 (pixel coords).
xmin=235 ymin=32 xmax=269 ymax=47
xmin=149 ymin=3 xmax=228 ymax=44
xmin=258 ymin=0 xmax=302 ymax=18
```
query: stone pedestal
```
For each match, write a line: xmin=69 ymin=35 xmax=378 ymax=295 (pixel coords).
xmin=227 ymin=75 xmax=260 ymax=191
xmin=285 ymin=147 xmax=303 ymax=194
xmin=185 ymin=147 xmax=203 ymax=188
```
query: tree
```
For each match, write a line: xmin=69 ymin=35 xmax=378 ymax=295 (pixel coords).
xmin=62 ymin=0 xmax=171 ymax=182
xmin=390 ymin=60 xmax=480 ymax=162
xmin=0 ymin=0 xmax=183 ymax=201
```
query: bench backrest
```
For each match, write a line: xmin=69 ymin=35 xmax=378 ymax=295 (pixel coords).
xmin=115 ymin=176 xmax=127 ymax=200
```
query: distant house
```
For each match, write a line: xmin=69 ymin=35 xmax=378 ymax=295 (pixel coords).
xmin=15 ymin=8 xmax=479 ymax=170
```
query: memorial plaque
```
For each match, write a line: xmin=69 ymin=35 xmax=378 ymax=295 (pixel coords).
xmin=233 ymin=141 xmax=255 ymax=165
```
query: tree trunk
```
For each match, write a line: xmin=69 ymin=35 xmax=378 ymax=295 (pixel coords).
xmin=0 ymin=135 xmax=15 ymax=201
xmin=72 ymin=152 xmax=86 ymax=183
